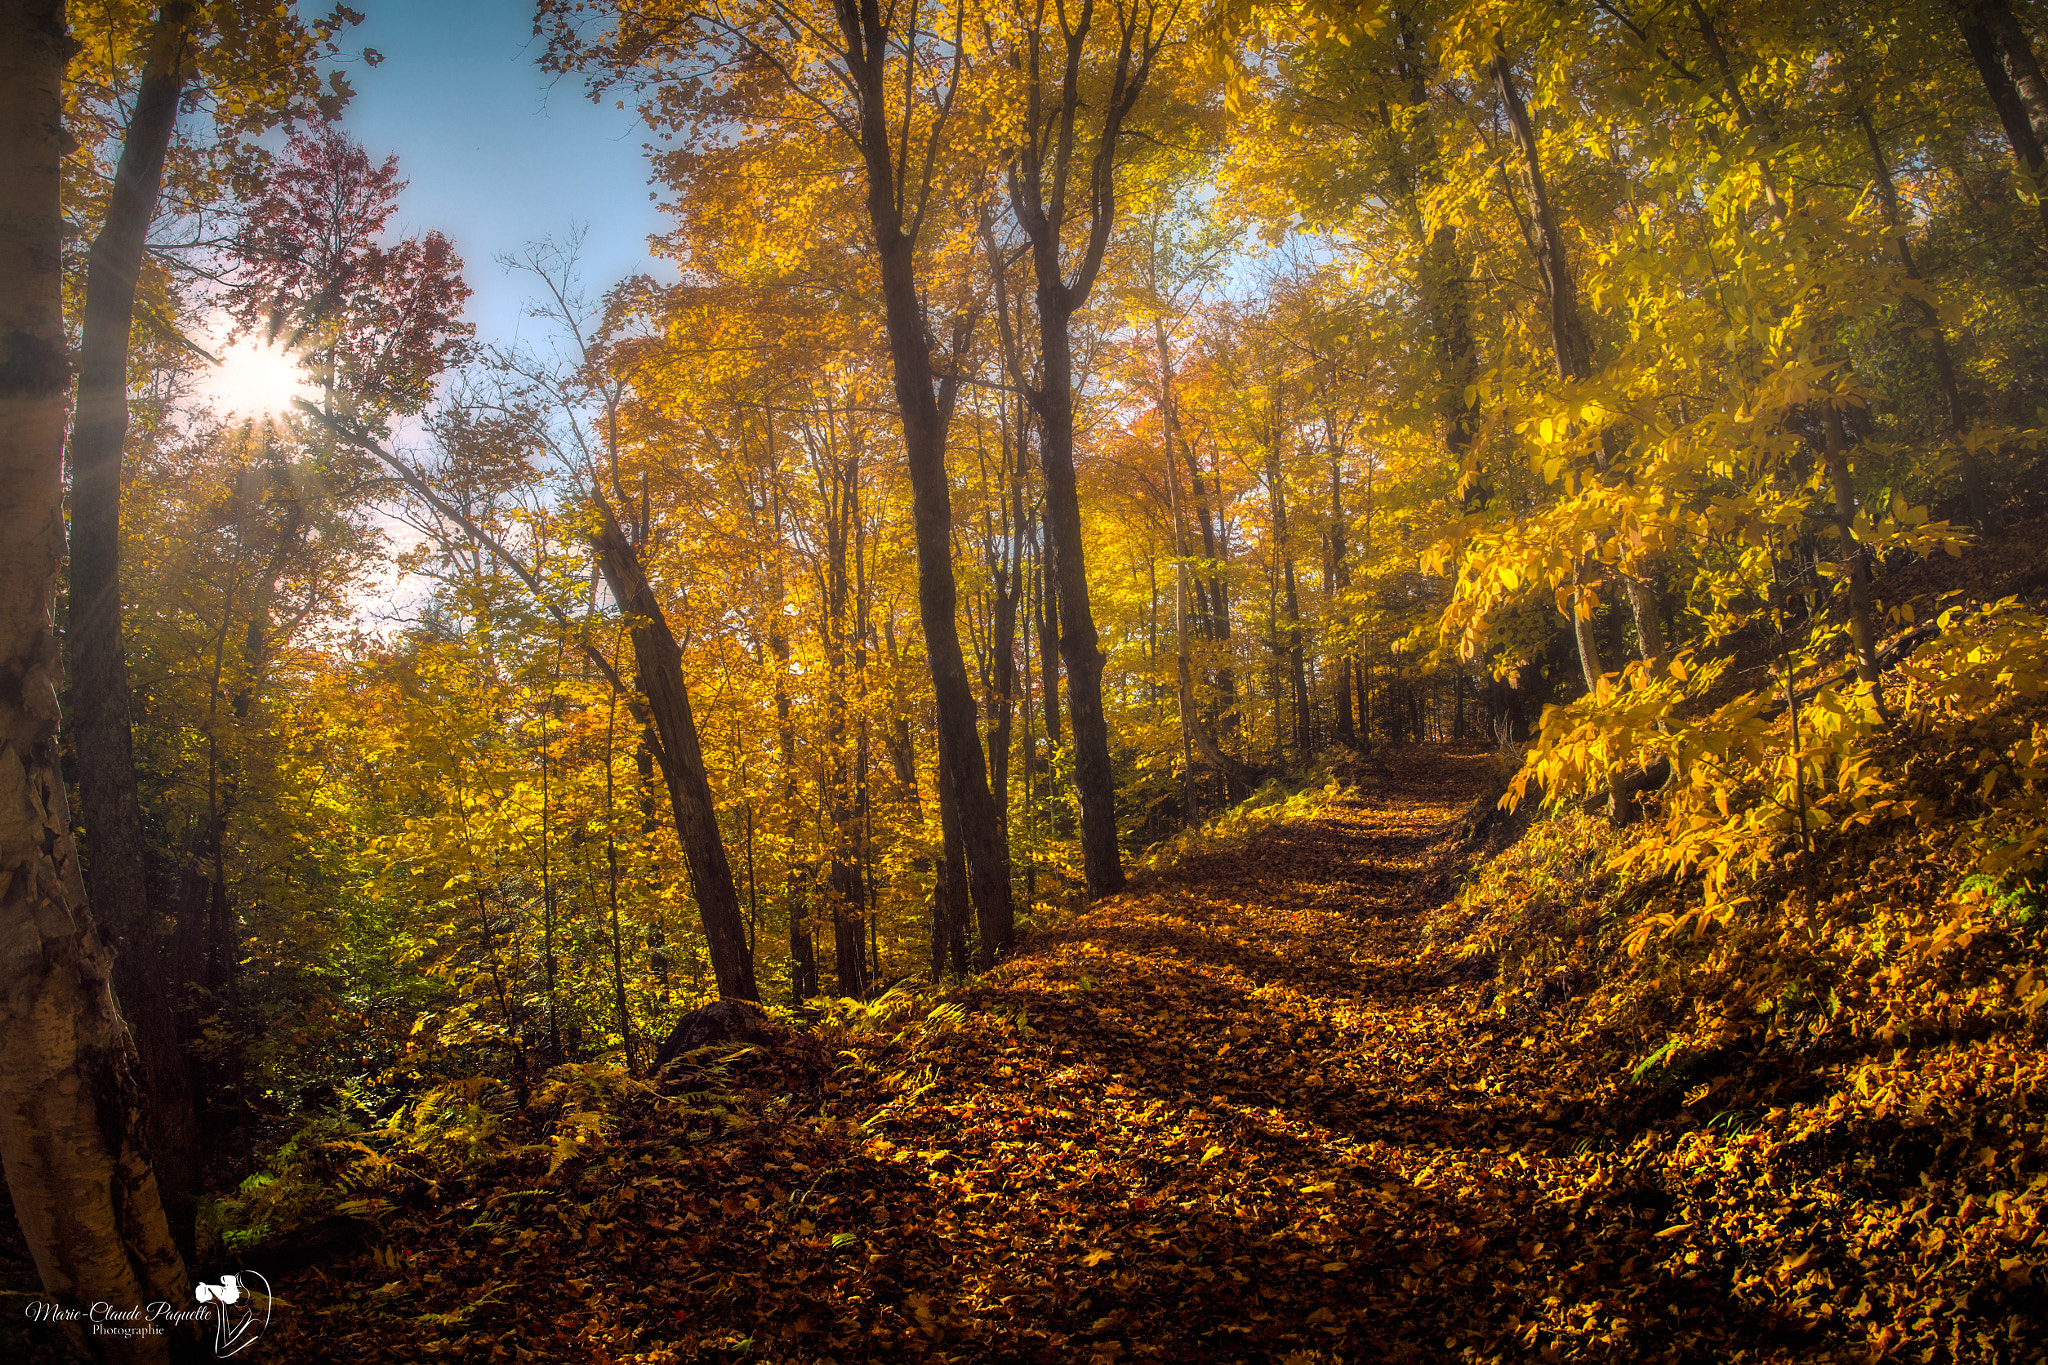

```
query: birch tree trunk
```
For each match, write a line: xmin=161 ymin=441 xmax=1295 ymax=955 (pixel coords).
xmin=1977 ymin=0 xmax=2048 ymax=146
xmin=2 ymin=4 xmax=193 ymax=1356
xmin=1954 ymin=0 xmax=2048 ymax=239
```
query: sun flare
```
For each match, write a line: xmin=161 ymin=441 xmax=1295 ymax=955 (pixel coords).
xmin=194 ymin=333 xmax=312 ymax=420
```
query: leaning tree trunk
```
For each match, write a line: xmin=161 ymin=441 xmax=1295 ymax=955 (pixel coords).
xmin=590 ymin=495 xmax=759 ymax=1000
xmin=64 ymin=0 xmax=202 ymax=1257
xmin=1495 ymin=46 xmax=1668 ymax=684
xmin=1857 ymin=106 xmax=1986 ymax=527
xmin=1494 ymin=47 xmax=1608 ymax=696
xmin=1391 ymin=12 xmax=1483 ymax=498
xmin=1977 ymin=0 xmax=2048 ymax=146
xmin=1 ymin=4 xmax=193 ymax=1357
xmin=301 ymin=406 xmax=760 ymax=1000
xmin=871 ymin=222 xmax=1017 ymax=966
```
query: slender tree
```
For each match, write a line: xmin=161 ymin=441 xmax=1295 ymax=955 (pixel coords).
xmin=1002 ymin=0 xmax=1177 ymax=896
xmin=64 ymin=0 xmax=204 ymax=1255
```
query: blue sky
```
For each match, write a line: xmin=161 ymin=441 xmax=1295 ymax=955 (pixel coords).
xmin=338 ymin=0 xmax=671 ymax=346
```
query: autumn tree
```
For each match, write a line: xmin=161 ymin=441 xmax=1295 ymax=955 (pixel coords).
xmin=991 ymin=0 xmax=1184 ymax=896
xmin=542 ymin=0 xmax=1020 ymax=965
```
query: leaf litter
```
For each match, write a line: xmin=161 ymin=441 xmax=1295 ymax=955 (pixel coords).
xmin=256 ymin=744 xmax=2046 ymax=1363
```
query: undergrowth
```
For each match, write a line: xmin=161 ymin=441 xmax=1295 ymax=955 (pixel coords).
xmin=1138 ymin=759 xmax=1352 ymax=873
xmin=1408 ymin=683 xmax=2048 ymax=1362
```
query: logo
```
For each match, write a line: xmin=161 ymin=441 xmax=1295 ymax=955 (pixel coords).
xmin=21 ymin=1266 xmax=272 ymax=1357
xmin=194 ymin=1271 xmax=272 ymax=1358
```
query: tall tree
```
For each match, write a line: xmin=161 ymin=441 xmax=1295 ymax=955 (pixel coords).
xmin=1002 ymin=0 xmax=1176 ymax=897
xmin=65 ymin=0 xmax=204 ymax=1256
xmin=1 ymin=1 xmax=191 ymax=1356
xmin=1490 ymin=44 xmax=1667 ymax=691
xmin=543 ymin=0 xmax=1020 ymax=966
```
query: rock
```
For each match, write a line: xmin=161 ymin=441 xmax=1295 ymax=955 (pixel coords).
xmin=652 ymin=999 xmax=786 ymax=1070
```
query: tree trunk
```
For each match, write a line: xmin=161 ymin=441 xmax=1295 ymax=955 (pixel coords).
xmin=1857 ymin=106 xmax=1985 ymax=527
xmin=820 ymin=451 xmax=866 ymax=999
xmin=834 ymin=0 xmax=1015 ymax=965
xmin=1494 ymin=48 xmax=1593 ymax=384
xmin=1285 ymin=571 xmax=1309 ymax=756
xmin=1495 ymin=47 xmax=1665 ymax=693
xmin=1425 ymin=215 xmax=1483 ymax=499
xmin=1955 ymin=0 xmax=2048 ymax=239
xmin=881 ymin=619 xmax=918 ymax=794
xmin=1003 ymin=6 xmax=1154 ymax=900
xmin=984 ymin=438 xmax=1023 ymax=819
xmin=233 ymin=492 xmax=307 ymax=719
xmin=301 ymin=406 xmax=758 ymax=1000
xmin=1 ymin=3 xmax=194 ymax=1354
xmin=589 ymin=496 xmax=759 ymax=1000
xmin=1689 ymin=0 xmax=1788 ymax=219
xmin=932 ymin=758 xmax=971 ymax=978
xmin=1976 ymin=0 xmax=2048 ymax=150
xmin=1029 ymin=293 xmax=1124 ymax=896
xmin=1820 ymin=399 xmax=1889 ymax=720
xmin=1487 ymin=663 xmax=1532 ymax=747
xmin=1178 ymin=436 xmax=1233 ymax=658
xmin=767 ymin=488 xmax=814 ymax=1004
xmin=1328 ymin=444 xmax=1355 ymax=745
xmin=1036 ymin=548 xmax=1062 ymax=747
xmin=63 ymin=0 xmax=202 ymax=1258
xmin=1263 ymin=397 xmax=1310 ymax=758
xmin=1567 ymin=560 xmax=1608 ymax=698
xmin=1391 ymin=13 xmax=1483 ymax=497
xmin=1165 ymin=406 xmax=1260 ymax=791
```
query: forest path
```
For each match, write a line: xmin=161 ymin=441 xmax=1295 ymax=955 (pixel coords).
xmin=272 ymin=744 xmax=1760 ymax=1364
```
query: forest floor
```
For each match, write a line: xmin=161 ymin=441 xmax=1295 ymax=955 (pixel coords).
xmin=10 ymin=741 xmax=2044 ymax=1362
xmin=241 ymin=739 xmax=2047 ymax=1365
